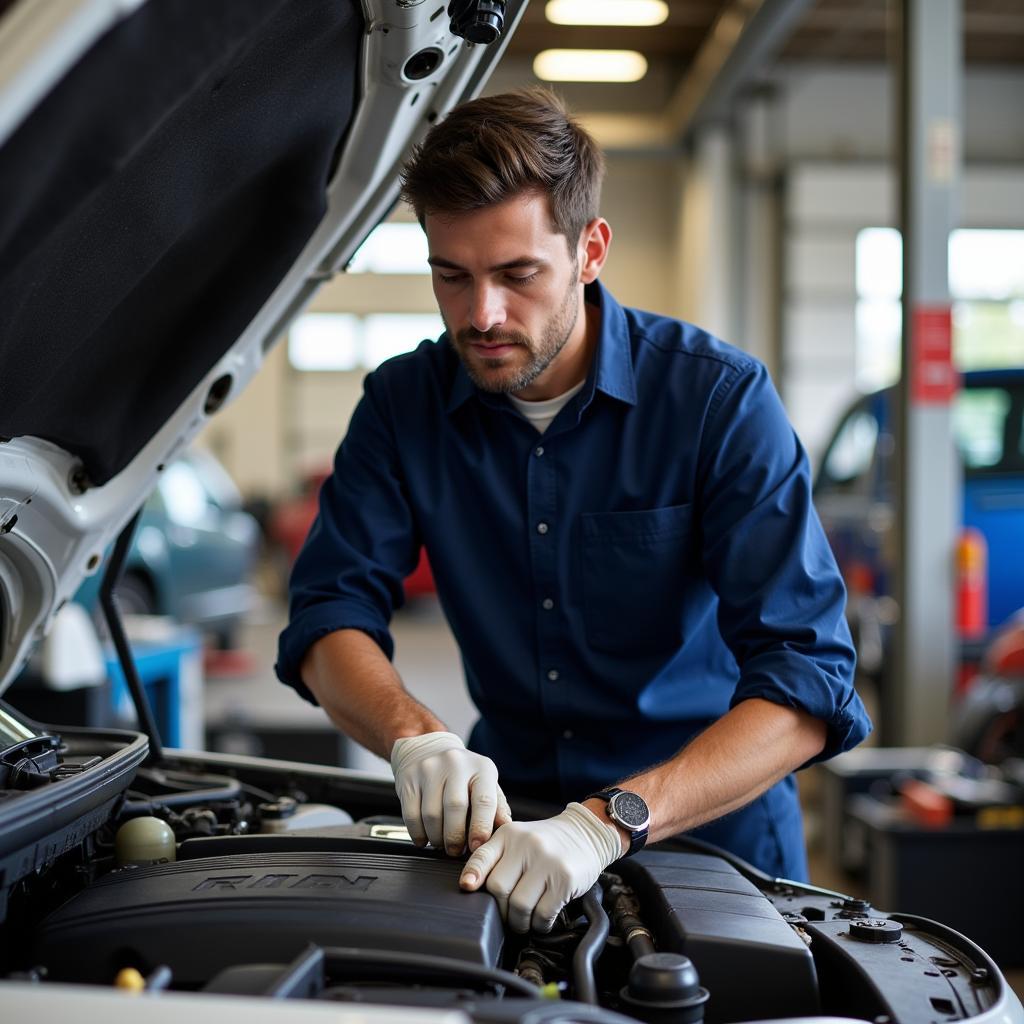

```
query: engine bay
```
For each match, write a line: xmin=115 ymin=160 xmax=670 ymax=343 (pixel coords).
xmin=0 ymin=721 xmax=1014 ymax=1024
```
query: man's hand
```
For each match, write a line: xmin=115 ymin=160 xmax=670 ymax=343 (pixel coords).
xmin=391 ymin=732 xmax=511 ymax=855
xmin=458 ymin=803 xmax=622 ymax=933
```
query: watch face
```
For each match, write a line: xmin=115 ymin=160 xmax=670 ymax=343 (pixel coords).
xmin=610 ymin=791 xmax=649 ymax=830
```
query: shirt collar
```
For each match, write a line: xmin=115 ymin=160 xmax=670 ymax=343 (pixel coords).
xmin=445 ymin=278 xmax=637 ymax=415
xmin=585 ymin=279 xmax=637 ymax=407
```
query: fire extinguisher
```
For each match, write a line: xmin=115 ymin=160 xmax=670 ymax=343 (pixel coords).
xmin=956 ymin=527 xmax=988 ymax=640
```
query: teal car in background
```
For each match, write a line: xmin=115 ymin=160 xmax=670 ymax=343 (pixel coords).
xmin=74 ymin=448 xmax=260 ymax=649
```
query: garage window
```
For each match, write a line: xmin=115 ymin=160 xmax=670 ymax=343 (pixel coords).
xmin=855 ymin=228 xmax=1024 ymax=391
xmin=347 ymin=223 xmax=430 ymax=274
xmin=289 ymin=314 xmax=360 ymax=371
xmin=288 ymin=312 xmax=443 ymax=371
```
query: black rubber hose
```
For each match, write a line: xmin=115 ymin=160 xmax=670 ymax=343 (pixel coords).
xmin=317 ymin=946 xmax=541 ymax=999
xmin=122 ymin=768 xmax=244 ymax=812
xmin=137 ymin=767 xmax=244 ymax=798
xmin=123 ymin=784 xmax=241 ymax=813
xmin=146 ymin=764 xmax=280 ymax=804
xmin=99 ymin=507 xmax=163 ymax=762
xmin=627 ymin=934 xmax=655 ymax=960
xmin=572 ymin=884 xmax=609 ymax=1005
xmin=603 ymin=880 xmax=656 ymax=960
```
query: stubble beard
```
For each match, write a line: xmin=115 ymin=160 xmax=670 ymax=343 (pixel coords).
xmin=448 ymin=275 xmax=581 ymax=395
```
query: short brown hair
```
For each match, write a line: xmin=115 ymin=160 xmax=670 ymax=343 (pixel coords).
xmin=399 ymin=87 xmax=605 ymax=248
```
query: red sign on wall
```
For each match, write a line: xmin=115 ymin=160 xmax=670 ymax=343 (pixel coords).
xmin=911 ymin=305 xmax=958 ymax=404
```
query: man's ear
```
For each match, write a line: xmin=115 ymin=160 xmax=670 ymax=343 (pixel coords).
xmin=578 ymin=218 xmax=612 ymax=284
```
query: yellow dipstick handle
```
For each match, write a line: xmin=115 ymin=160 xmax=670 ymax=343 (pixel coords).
xmin=114 ymin=967 xmax=146 ymax=992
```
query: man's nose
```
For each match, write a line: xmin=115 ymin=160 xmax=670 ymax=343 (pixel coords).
xmin=469 ymin=283 xmax=506 ymax=334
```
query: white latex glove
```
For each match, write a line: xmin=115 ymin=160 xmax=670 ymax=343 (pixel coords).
xmin=459 ymin=802 xmax=623 ymax=934
xmin=390 ymin=731 xmax=511 ymax=856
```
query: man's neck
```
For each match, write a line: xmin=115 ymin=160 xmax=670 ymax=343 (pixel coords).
xmin=514 ymin=300 xmax=601 ymax=402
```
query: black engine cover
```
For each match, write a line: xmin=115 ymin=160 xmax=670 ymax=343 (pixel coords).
xmin=34 ymin=849 xmax=502 ymax=986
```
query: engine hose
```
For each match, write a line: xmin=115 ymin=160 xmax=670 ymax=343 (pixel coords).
xmin=122 ymin=768 xmax=244 ymax=812
xmin=122 ymin=784 xmax=242 ymax=814
xmin=623 ymin=921 xmax=656 ymax=960
xmin=137 ymin=767 xmax=245 ymax=795
xmin=143 ymin=764 xmax=280 ymax=804
xmin=515 ymin=949 xmax=549 ymax=989
xmin=603 ymin=878 xmax=656 ymax=960
xmin=317 ymin=946 xmax=541 ymax=999
xmin=572 ymin=884 xmax=609 ymax=1005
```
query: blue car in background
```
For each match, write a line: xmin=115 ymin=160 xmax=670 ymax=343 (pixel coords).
xmin=814 ymin=369 xmax=1024 ymax=679
xmin=74 ymin=448 xmax=260 ymax=649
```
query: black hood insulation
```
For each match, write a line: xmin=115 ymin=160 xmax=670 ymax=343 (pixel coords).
xmin=0 ymin=0 xmax=363 ymax=485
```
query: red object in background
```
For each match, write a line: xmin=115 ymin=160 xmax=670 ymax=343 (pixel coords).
xmin=984 ymin=615 xmax=1024 ymax=676
xmin=956 ymin=527 xmax=988 ymax=641
xmin=911 ymin=305 xmax=958 ymax=404
xmin=900 ymin=778 xmax=954 ymax=828
xmin=204 ymin=648 xmax=259 ymax=678
xmin=269 ymin=471 xmax=331 ymax=562
xmin=268 ymin=469 xmax=436 ymax=598
xmin=956 ymin=661 xmax=981 ymax=698
xmin=404 ymin=548 xmax=435 ymax=598
xmin=845 ymin=560 xmax=875 ymax=597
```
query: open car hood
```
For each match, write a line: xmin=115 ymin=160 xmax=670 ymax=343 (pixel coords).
xmin=0 ymin=0 xmax=527 ymax=695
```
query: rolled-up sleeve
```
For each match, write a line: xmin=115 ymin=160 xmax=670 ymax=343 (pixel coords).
xmin=275 ymin=371 xmax=420 ymax=704
xmin=697 ymin=360 xmax=871 ymax=762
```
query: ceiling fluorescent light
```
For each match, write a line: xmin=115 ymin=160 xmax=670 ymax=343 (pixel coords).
xmin=534 ymin=49 xmax=648 ymax=83
xmin=545 ymin=0 xmax=669 ymax=26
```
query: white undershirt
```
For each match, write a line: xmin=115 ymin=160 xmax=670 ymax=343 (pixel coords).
xmin=507 ymin=379 xmax=586 ymax=434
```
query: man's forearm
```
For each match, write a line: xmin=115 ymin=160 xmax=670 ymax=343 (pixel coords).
xmin=583 ymin=698 xmax=827 ymax=853
xmin=300 ymin=628 xmax=446 ymax=759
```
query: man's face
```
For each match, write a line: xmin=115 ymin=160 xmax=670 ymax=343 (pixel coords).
xmin=424 ymin=192 xmax=585 ymax=398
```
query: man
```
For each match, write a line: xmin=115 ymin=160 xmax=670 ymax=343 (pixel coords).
xmin=276 ymin=88 xmax=871 ymax=935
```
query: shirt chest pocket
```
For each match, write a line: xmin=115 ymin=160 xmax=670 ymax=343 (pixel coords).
xmin=580 ymin=503 xmax=698 ymax=656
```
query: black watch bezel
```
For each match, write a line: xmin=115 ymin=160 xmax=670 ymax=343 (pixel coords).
xmin=587 ymin=786 xmax=650 ymax=857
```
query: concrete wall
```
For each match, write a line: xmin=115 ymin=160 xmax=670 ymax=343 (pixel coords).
xmin=779 ymin=64 xmax=1024 ymax=163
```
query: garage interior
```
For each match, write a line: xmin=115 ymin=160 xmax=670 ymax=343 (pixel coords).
xmin=6 ymin=0 xmax=1024 ymax=1001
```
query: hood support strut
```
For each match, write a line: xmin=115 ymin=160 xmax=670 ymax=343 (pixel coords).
xmin=99 ymin=509 xmax=164 ymax=763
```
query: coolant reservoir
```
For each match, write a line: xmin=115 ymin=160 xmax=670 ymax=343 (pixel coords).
xmin=115 ymin=816 xmax=176 ymax=866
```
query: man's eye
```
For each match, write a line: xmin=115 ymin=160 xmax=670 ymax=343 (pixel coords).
xmin=438 ymin=273 xmax=465 ymax=284
xmin=508 ymin=272 xmax=539 ymax=285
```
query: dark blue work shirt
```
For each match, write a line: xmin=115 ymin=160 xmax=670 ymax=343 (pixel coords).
xmin=277 ymin=281 xmax=871 ymax=878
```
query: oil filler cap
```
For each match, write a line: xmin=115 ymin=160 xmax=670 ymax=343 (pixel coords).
xmin=620 ymin=953 xmax=710 ymax=1024
xmin=850 ymin=918 xmax=904 ymax=943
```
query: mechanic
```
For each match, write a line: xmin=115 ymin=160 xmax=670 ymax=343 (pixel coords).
xmin=276 ymin=88 xmax=871 ymax=934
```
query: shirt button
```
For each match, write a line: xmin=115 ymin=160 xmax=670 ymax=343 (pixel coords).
xmin=537 ymin=522 xmax=549 ymax=535
xmin=547 ymin=669 xmax=560 ymax=681
xmin=563 ymin=729 xmax=574 ymax=740
xmin=542 ymin=598 xmax=554 ymax=610
xmin=535 ymin=446 xmax=545 ymax=457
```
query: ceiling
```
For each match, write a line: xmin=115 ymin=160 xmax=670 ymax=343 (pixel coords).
xmin=503 ymin=0 xmax=1024 ymax=72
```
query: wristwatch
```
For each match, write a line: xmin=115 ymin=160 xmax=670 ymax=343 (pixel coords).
xmin=586 ymin=787 xmax=650 ymax=857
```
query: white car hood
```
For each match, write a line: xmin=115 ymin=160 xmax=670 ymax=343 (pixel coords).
xmin=0 ymin=0 xmax=526 ymax=696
